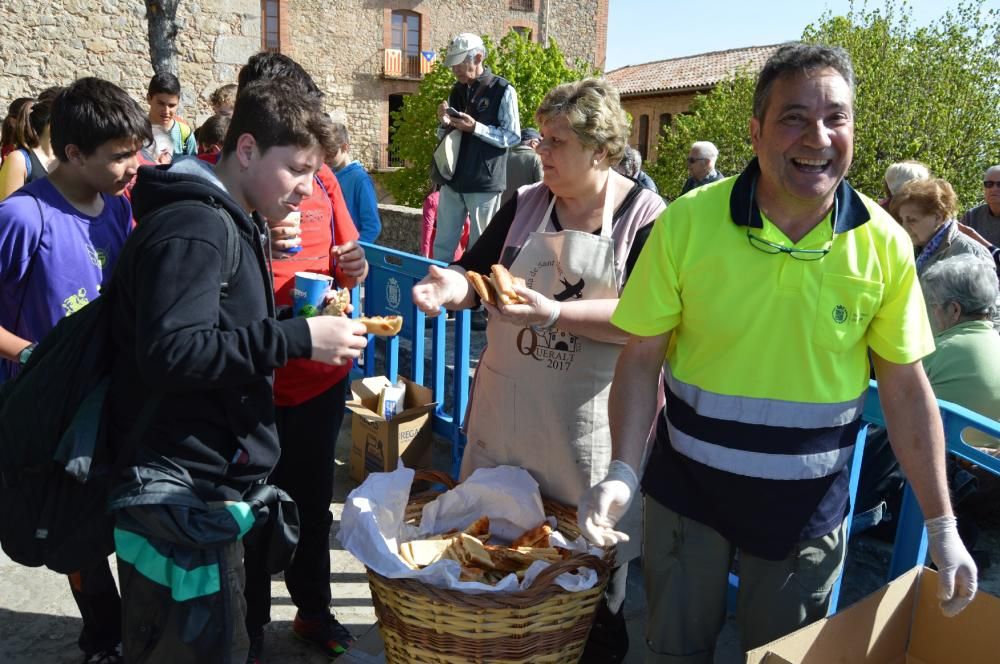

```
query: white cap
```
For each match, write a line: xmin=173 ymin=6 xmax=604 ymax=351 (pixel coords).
xmin=444 ymin=33 xmax=484 ymax=67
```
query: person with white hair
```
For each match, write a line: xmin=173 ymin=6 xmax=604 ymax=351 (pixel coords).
xmin=881 ymin=159 xmax=931 ymax=207
xmin=920 ymin=256 xmax=1000 ymax=440
xmin=613 ymin=145 xmax=659 ymax=193
xmin=680 ymin=140 xmax=723 ymax=194
xmin=856 ymin=254 xmax=1000 ymax=548
xmin=431 ymin=32 xmax=521 ymax=261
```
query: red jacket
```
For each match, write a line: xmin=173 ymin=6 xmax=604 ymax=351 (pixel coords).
xmin=271 ymin=164 xmax=359 ymax=406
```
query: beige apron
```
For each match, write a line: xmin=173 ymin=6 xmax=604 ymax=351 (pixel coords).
xmin=461 ymin=175 xmax=642 ymax=560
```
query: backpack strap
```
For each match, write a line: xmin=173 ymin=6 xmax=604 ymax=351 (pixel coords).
xmin=212 ymin=204 xmax=241 ymax=298
xmin=141 ymin=200 xmax=242 ymax=296
xmin=13 ymin=194 xmax=46 ymax=336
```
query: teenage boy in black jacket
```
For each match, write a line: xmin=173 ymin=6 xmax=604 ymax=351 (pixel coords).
xmin=105 ymin=78 xmax=368 ymax=663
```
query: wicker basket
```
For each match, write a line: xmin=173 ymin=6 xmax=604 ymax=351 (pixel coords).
xmin=366 ymin=469 xmax=612 ymax=664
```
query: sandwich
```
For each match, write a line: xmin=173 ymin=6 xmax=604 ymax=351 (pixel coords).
xmin=321 ymin=288 xmax=351 ymax=317
xmin=465 ymin=264 xmax=528 ymax=306
xmin=359 ymin=315 xmax=403 ymax=336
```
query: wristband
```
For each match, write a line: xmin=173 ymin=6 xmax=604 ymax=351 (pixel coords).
xmin=17 ymin=342 xmax=37 ymax=366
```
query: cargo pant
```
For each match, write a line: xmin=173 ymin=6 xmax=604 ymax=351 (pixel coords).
xmin=642 ymin=496 xmax=846 ymax=664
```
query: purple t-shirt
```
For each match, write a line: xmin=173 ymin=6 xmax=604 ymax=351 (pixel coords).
xmin=0 ymin=177 xmax=132 ymax=380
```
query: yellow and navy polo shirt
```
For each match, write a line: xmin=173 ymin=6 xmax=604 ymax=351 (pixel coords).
xmin=612 ymin=158 xmax=934 ymax=559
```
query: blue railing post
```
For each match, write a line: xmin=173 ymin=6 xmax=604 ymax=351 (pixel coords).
xmin=888 ymin=484 xmax=928 ymax=579
xmin=351 ymin=243 xmax=472 ymax=478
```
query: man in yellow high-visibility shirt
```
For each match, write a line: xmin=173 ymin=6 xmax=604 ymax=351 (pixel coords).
xmin=578 ymin=43 xmax=979 ymax=664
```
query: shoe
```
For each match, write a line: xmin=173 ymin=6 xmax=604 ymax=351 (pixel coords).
xmin=245 ymin=633 xmax=264 ymax=664
xmin=293 ymin=611 xmax=355 ymax=659
xmin=83 ymin=643 xmax=122 ymax=664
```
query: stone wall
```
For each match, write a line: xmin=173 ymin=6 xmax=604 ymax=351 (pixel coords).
xmin=286 ymin=0 xmax=608 ymax=173
xmin=377 ymin=203 xmax=424 ymax=256
xmin=0 ymin=0 xmax=260 ymax=125
xmin=0 ymin=0 xmax=605 ymax=167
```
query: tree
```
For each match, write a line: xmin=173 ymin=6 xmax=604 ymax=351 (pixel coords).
xmin=380 ymin=31 xmax=595 ymax=207
xmin=145 ymin=0 xmax=181 ymax=75
xmin=647 ymin=0 xmax=1000 ymax=209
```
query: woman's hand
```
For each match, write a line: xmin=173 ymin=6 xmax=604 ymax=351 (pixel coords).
xmin=487 ymin=284 xmax=560 ymax=327
xmin=412 ymin=265 xmax=464 ymax=316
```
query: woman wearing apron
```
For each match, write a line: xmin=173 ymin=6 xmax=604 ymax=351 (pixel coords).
xmin=413 ymin=78 xmax=665 ymax=663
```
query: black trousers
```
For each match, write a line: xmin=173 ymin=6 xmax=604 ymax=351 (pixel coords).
xmin=69 ymin=557 xmax=122 ymax=655
xmin=244 ymin=378 xmax=348 ymax=635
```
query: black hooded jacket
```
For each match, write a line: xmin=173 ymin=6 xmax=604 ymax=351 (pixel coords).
xmin=106 ymin=160 xmax=313 ymax=501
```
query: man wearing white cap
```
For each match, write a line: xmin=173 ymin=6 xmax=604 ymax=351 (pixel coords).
xmin=432 ymin=32 xmax=521 ymax=261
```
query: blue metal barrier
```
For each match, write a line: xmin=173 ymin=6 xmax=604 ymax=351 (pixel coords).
xmin=350 ymin=243 xmax=470 ymax=475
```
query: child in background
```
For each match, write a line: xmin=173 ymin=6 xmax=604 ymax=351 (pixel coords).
xmin=145 ymin=72 xmax=196 ymax=161
xmin=1 ymin=97 xmax=34 ymax=160
xmin=0 ymin=87 xmax=63 ymax=200
xmin=195 ymin=113 xmax=230 ymax=161
xmin=209 ymin=83 xmax=237 ymax=117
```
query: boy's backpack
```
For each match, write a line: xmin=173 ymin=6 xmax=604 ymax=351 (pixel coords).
xmin=0 ymin=201 xmax=241 ymax=573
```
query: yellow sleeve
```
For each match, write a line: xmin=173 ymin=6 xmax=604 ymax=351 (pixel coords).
xmin=611 ymin=206 xmax=681 ymax=337
xmin=866 ymin=226 xmax=935 ymax=364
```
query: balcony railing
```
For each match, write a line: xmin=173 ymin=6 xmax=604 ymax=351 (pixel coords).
xmin=383 ymin=49 xmax=434 ymax=79
xmin=373 ymin=142 xmax=405 ymax=171
xmin=510 ymin=0 xmax=534 ymax=11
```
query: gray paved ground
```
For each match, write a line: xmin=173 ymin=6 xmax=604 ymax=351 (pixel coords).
xmin=3 ymin=377 xmax=998 ymax=663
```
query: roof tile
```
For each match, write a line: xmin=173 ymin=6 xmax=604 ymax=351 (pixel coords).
xmin=605 ymin=44 xmax=782 ymax=96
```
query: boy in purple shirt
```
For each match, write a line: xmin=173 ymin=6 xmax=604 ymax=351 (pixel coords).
xmin=0 ymin=77 xmax=152 ymax=664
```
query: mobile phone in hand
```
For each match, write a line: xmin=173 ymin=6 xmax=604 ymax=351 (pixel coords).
xmin=446 ymin=107 xmax=462 ymax=118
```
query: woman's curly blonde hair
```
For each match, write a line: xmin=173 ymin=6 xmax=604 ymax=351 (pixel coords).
xmin=535 ymin=78 xmax=630 ymax=166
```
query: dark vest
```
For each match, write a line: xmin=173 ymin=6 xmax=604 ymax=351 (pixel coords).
xmin=446 ymin=68 xmax=510 ymax=193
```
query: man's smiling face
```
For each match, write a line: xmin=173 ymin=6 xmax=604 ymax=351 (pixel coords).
xmin=750 ymin=67 xmax=854 ymax=219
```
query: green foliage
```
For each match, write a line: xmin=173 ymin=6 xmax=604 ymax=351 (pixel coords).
xmin=648 ymin=0 xmax=1000 ymax=209
xmin=645 ymin=76 xmax=757 ymax=201
xmin=381 ymin=32 xmax=595 ymax=207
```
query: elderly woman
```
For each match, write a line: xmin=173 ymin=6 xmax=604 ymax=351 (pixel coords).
xmin=412 ymin=78 xmax=665 ymax=662
xmin=921 ymin=255 xmax=1000 ymax=447
xmin=857 ymin=255 xmax=1000 ymax=538
xmin=890 ymin=177 xmax=994 ymax=274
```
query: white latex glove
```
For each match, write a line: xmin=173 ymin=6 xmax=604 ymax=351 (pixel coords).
xmin=925 ymin=514 xmax=978 ymax=617
xmin=488 ymin=285 xmax=560 ymax=328
xmin=577 ymin=460 xmax=639 ymax=546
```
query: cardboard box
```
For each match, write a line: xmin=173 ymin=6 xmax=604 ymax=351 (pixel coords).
xmin=346 ymin=376 xmax=437 ymax=483
xmin=745 ymin=566 xmax=1000 ymax=664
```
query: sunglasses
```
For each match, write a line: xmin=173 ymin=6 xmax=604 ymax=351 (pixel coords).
xmin=985 ymin=180 xmax=1000 ymax=189
xmin=687 ymin=157 xmax=707 ymax=164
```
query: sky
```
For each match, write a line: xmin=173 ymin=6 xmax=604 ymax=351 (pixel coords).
xmin=605 ymin=0 xmax=1000 ymax=71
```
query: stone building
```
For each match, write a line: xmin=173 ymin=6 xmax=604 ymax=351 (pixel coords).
xmin=605 ymin=45 xmax=778 ymax=165
xmin=0 ymin=0 xmax=607 ymax=171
